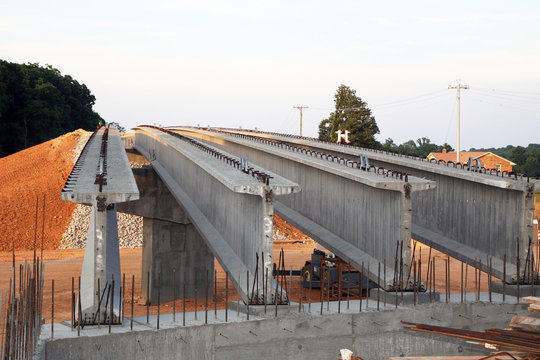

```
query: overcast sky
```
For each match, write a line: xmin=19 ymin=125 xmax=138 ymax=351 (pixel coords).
xmin=2 ymin=0 xmax=540 ymax=150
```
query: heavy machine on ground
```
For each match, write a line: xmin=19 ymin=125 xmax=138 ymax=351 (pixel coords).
xmin=300 ymin=249 xmax=376 ymax=297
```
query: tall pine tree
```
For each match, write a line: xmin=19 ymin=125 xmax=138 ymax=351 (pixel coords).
xmin=318 ymin=85 xmax=380 ymax=148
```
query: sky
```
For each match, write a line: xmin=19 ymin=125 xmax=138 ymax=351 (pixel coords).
xmin=2 ymin=0 xmax=540 ymax=150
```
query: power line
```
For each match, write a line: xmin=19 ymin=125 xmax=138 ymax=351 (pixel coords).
xmin=370 ymin=89 xmax=447 ymax=108
xmin=473 ymin=87 xmax=540 ymax=98
xmin=469 ymin=89 xmax=540 ymax=104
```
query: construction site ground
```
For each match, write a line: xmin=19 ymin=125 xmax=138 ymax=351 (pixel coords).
xmin=0 ymin=242 xmax=497 ymax=324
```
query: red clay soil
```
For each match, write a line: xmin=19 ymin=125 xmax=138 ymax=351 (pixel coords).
xmin=0 ymin=130 xmax=87 ymax=251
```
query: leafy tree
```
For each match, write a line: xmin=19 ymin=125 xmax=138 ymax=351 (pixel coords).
xmin=382 ymin=137 xmax=453 ymax=158
xmin=521 ymin=149 xmax=540 ymax=177
xmin=107 ymin=121 xmax=126 ymax=132
xmin=510 ymin=146 xmax=527 ymax=166
xmin=0 ymin=60 xmax=103 ymax=157
xmin=318 ymin=85 xmax=380 ymax=148
xmin=470 ymin=143 xmax=540 ymax=177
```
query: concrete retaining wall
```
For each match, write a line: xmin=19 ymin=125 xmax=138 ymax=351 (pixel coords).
xmin=41 ymin=302 xmax=529 ymax=360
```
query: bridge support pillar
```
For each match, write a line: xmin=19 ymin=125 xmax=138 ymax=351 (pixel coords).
xmin=141 ymin=218 xmax=214 ymax=304
xmin=80 ymin=202 xmax=121 ymax=324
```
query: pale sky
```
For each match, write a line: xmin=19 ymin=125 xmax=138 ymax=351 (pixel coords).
xmin=2 ymin=0 xmax=540 ymax=150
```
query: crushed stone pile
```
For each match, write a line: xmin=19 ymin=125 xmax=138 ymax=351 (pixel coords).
xmin=59 ymin=204 xmax=143 ymax=249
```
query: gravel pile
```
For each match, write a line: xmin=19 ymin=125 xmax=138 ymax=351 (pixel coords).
xmin=60 ymin=208 xmax=290 ymax=249
xmin=59 ymin=204 xmax=143 ymax=249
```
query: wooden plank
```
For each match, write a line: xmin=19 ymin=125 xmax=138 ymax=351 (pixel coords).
xmin=522 ymin=296 xmax=540 ymax=305
xmin=388 ymin=357 xmax=518 ymax=360
xmin=510 ymin=315 xmax=540 ymax=332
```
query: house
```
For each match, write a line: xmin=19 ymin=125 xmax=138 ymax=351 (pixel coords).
xmin=426 ymin=149 xmax=516 ymax=172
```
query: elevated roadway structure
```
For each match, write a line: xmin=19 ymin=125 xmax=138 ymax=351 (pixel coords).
xmin=170 ymin=127 xmax=436 ymax=290
xmin=61 ymin=126 xmax=139 ymax=323
xmin=187 ymin=128 xmax=537 ymax=283
xmin=132 ymin=126 xmax=300 ymax=303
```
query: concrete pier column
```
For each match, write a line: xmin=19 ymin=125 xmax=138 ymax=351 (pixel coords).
xmin=141 ymin=218 xmax=214 ymax=304
xmin=80 ymin=201 xmax=121 ymax=323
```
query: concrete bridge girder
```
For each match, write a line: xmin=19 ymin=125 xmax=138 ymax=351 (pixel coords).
xmin=206 ymin=129 xmax=537 ymax=282
xmin=133 ymin=127 xmax=300 ymax=303
xmin=171 ymin=128 xmax=436 ymax=289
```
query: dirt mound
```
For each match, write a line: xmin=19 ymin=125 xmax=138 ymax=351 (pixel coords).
xmin=273 ymin=214 xmax=313 ymax=244
xmin=0 ymin=130 xmax=87 ymax=250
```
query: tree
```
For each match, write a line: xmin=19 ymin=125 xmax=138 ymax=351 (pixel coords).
xmin=0 ymin=60 xmax=103 ymax=157
xmin=318 ymin=85 xmax=380 ymax=148
xmin=107 ymin=121 xmax=126 ymax=132
xmin=510 ymin=146 xmax=527 ymax=166
xmin=522 ymin=149 xmax=540 ymax=177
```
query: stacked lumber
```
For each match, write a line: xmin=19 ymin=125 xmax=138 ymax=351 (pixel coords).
xmin=523 ymin=296 xmax=540 ymax=314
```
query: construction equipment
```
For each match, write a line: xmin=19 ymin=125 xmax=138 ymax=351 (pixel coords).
xmin=300 ymin=249 xmax=376 ymax=292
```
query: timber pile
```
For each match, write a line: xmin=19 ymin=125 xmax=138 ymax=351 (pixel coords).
xmin=401 ymin=297 xmax=540 ymax=359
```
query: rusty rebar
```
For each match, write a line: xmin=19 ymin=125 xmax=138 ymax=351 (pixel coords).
xmin=360 ymin=262 xmax=364 ymax=312
xmin=146 ymin=271 xmax=150 ymax=324
xmin=225 ymin=271 xmax=229 ymax=322
xmin=489 ymin=257 xmax=492 ymax=303
xmin=246 ymin=269 xmax=250 ymax=320
xmin=183 ymin=271 xmax=186 ymax=326
xmin=77 ymin=277 xmax=81 ymax=336
xmin=308 ymin=263 xmax=312 ymax=312
xmin=131 ymin=275 xmax=134 ymax=331
xmin=382 ymin=260 xmax=386 ymax=308
xmin=377 ymin=262 xmax=381 ymax=310
xmin=109 ymin=276 xmax=114 ymax=333
xmin=97 ymin=277 xmax=101 ymax=329
xmin=214 ymin=269 xmax=217 ymax=319
xmin=478 ymin=259 xmax=482 ymax=302
xmin=157 ymin=271 xmax=161 ymax=329
xmin=122 ymin=273 xmax=125 ymax=322
xmin=205 ymin=269 xmax=209 ymax=325
xmin=173 ymin=269 xmax=176 ymax=322
xmin=503 ymin=254 xmax=506 ymax=302
xmin=51 ymin=279 xmax=54 ymax=339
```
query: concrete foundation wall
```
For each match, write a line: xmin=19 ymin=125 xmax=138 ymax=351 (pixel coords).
xmin=42 ymin=302 xmax=528 ymax=360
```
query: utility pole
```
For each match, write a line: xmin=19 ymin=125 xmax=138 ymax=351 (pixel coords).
xmin=293 ymin=106 xmax=309 ymax=136
xmin=448 ymin=81 xmax=469 ymax=163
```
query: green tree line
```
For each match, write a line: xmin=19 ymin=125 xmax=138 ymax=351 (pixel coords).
xmin=470 ymin=144 xmax=540 ymax=177
xmin=381 ymin=137 xmax=453 ymax=158
xmin=0 ymin=60 xmax=103 ymax=157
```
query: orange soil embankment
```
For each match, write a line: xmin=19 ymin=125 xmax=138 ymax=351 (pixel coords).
xmin=0 ymin=130 xmax=87 ymax=251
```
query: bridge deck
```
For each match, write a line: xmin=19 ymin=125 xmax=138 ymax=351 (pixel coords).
xmin=61 ymin=126 xmax=139 ymax=204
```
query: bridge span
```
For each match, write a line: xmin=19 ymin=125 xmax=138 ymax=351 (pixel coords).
xmin=171 ymin=127 xmax=536 ymax=283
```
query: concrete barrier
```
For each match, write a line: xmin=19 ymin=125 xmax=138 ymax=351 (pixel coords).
xmin=40 ymin=302 xmax=528 ymax=360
